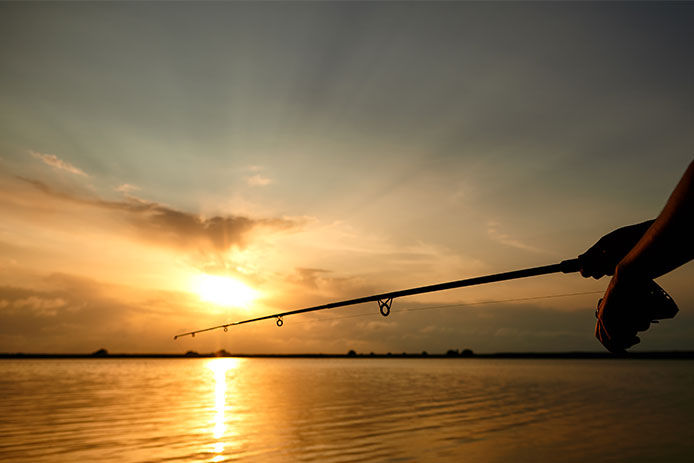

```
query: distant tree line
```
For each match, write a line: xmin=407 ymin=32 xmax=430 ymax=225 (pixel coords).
xmin=446 ymin=348 xmax=474 ymax=357
xmin=346 ymin=349 xmax=475 ymax=357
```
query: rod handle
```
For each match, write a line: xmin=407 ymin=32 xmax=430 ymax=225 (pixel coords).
xmin=560 ymin=258 xmax=581 ymax=273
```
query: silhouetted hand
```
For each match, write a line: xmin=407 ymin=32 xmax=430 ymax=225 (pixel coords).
xmin=594 ymin=276 xmax=646 ymax=352
xmin=594 ymin=277 xmax=679 ymax=352
xmin=579 ymin=220 xmax=654 ymax=279
xmin=590 ymin=160 xmax=691 ymax=352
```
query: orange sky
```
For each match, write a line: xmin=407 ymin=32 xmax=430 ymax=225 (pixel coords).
xmin=1 ymin=2 xmax=692 ymax=353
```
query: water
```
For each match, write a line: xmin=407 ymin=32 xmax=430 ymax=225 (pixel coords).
xmin=1 ymin=358 xmax=693 ymax=462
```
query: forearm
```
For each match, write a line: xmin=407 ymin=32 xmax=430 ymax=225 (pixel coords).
xmin=617 ymin=160 xmax=694 ymax=281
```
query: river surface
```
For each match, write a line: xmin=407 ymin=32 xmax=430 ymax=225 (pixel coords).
xmin=1 ymin=358 xmax=693 ymax=462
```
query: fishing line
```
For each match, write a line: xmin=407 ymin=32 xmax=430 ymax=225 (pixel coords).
xmin=278 ymin=290 xmax=604 ymax=327
xmin=174 ymin=257 xmax=678 ymax=343
xmin=174 ymin=259 xmax=596 ymax=339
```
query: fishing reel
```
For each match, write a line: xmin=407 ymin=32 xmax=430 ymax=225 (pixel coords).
xmin=642 ymin=280 xmax=679 ymax=321
xmin=595 ymin=279 xmax=678 ymax=352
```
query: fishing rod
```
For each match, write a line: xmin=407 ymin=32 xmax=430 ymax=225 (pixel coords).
xmin=174 ymin=258 xmax=584 ymax=339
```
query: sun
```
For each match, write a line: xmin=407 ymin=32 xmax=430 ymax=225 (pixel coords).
xmin=193 ymin=274 xmax=258 ymax=308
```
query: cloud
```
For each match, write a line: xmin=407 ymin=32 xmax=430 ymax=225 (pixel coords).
xmin=11 ymin=296 xmax=67 ymax=316
xmin=0 ymin=274 xmax=207 ymax=353
xmin=115 ymin=183 xmax=141 ymax=194
xmin=246 ymin=174 xmax=273 ymax=187
xmin=2 ymin=269 xmax=692 ymax=354
xmin=281 ymin=267 xmax=379 ymax=304
xmin=287 ymin=268 xmax=331 ymax=290
xmin=486 ymin=220 xmax=543 ymax=253
xmin=17 ymin=176 xmax=298 ymax=252
xmin=29 ymin=150 xmax=88 ymax=176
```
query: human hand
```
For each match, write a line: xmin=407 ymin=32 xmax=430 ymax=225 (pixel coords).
xmin=594 ymin=276 xmax=646 ymax=352
xmin=595 ymin=276 xmax=678 ymax=353
xmin=579 ymin=220 xmax=654 ymax=279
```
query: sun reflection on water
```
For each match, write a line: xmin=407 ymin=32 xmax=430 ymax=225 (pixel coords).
xmin=206 ymin=358 xmax=243 ymax=462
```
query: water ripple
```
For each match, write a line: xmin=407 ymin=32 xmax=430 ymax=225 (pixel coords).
xmin=1 ymin=358 xmax=694 ymax=462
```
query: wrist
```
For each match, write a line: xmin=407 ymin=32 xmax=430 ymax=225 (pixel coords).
xmin=614 ymin=259 xmax=646 ymax=284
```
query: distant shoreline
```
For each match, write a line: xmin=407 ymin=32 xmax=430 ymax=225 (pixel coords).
xmin=3 ymin=351 xmax=694 ymax=360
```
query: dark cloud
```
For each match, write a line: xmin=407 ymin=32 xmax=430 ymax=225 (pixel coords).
xmin=0 ymin=274 xmax=208 ymax=353
xmin=17 ymin=176 xmax=298 ymax=251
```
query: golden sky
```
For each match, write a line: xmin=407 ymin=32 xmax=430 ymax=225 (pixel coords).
xmin=1 ymin=2 xmax=692 ymax=353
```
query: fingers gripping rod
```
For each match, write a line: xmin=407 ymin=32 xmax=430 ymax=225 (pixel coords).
xmin=173 ymin=259 xmax=581 ymax=340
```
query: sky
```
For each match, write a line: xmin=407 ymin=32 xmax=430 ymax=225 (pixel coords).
xmin=1 ymin=1 xmax=692 ymax=354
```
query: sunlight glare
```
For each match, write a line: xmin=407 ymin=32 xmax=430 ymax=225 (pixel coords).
xmin=207 ymin=358 xmax=243 ymax=460
xmin=193 ymin=274 xmax=258 ymax=308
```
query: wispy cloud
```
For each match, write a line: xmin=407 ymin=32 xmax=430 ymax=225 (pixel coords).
xmin=29 ymin=150 xmax=88 ymax=176
xmin=247 ymin=174 xmax=273 ymax=187
xmin=115 ymin=183 xmax=141 ymax=194
xmin=486 ymin=220 xmax=542 ymax=253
